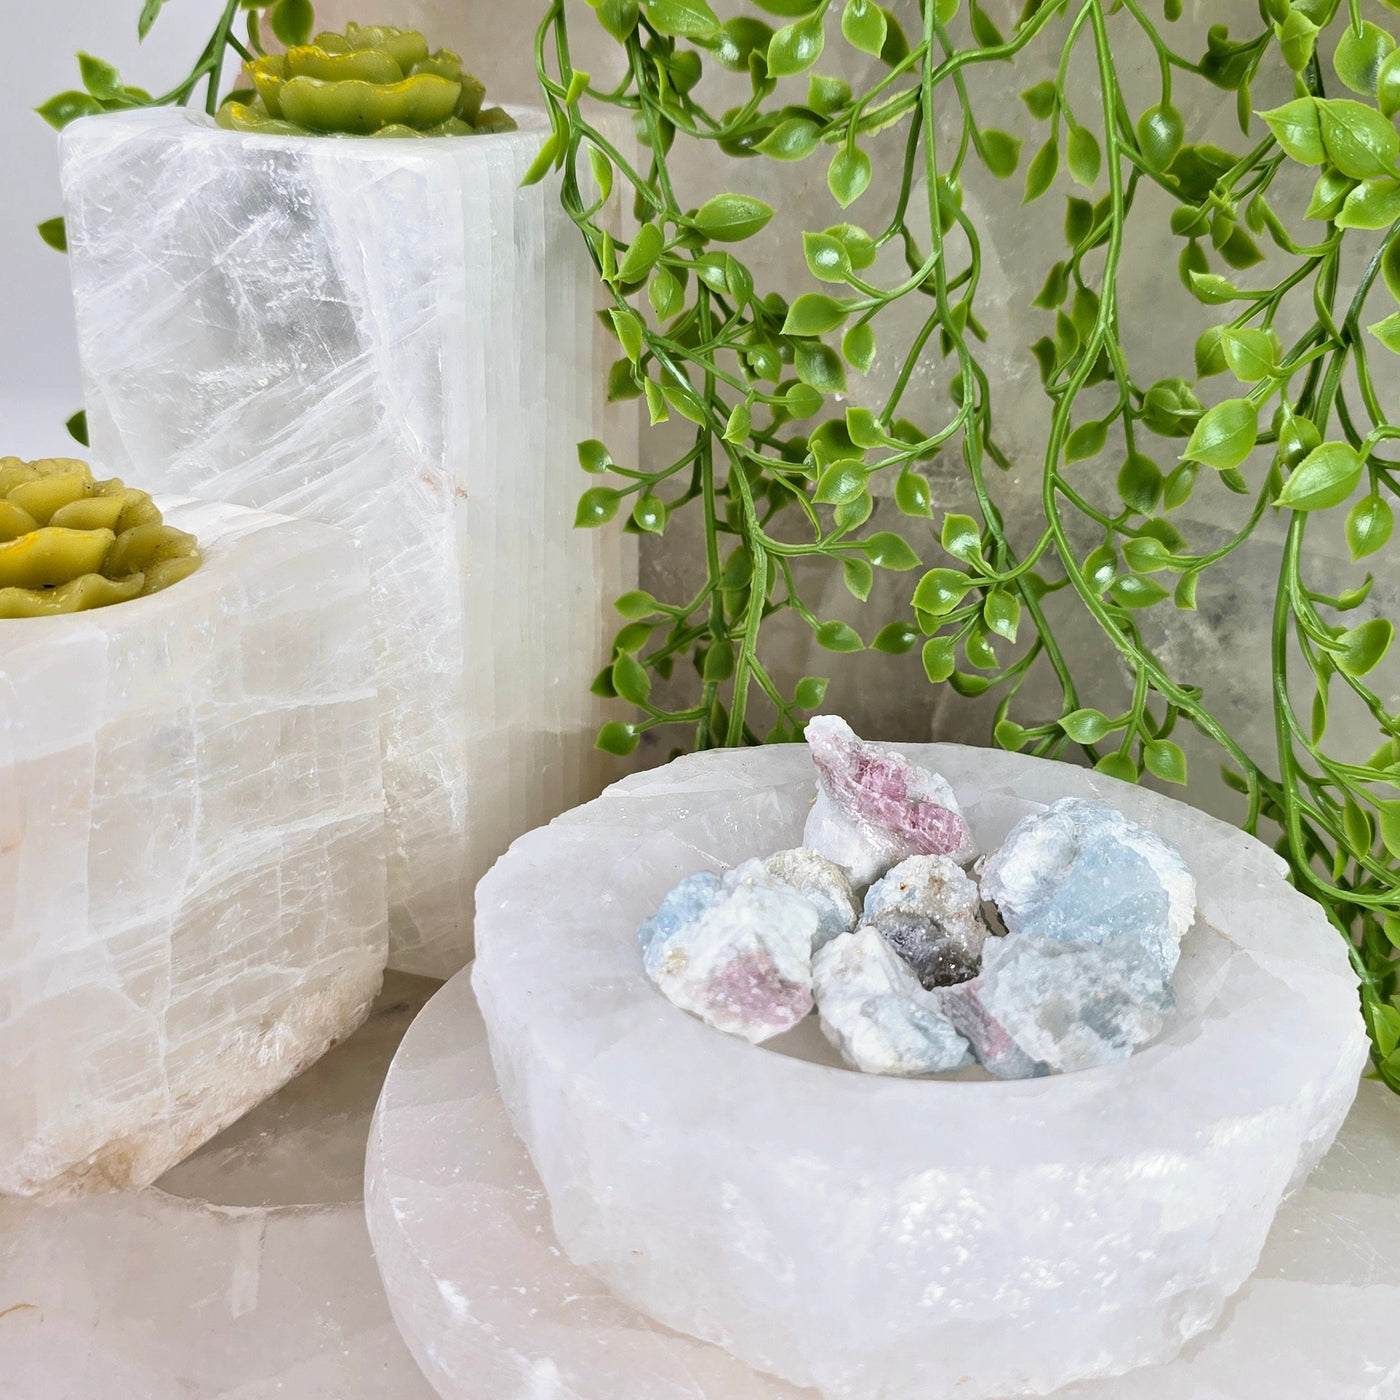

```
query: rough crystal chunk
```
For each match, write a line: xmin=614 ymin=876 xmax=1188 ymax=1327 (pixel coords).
xmin=943 ymin=933 xmax=1174 ymax=1077
xmin=638 ymin=861 xmax=819 ymax=1043
xmin=61 ymin=107 xmax=635 ymax=978
xmin=763 ymin=846 xmax=860 ymax=947
xmin=980 ymin=796 xmax=1196 ymax=977
xmin=0 ymin=498 xmax=387 ymax=1200
xmin=862 ymin=853 xmax=987 ymax=987
xmin=470 ymin=744 xmax=1368 ymax=1400
xmin=813 ymin=926 xmax=973 ymax=1076
xmin=803 ymin=715 xmax=975 ymax=885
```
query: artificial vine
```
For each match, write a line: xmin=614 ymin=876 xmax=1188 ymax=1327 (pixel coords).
xmin=535 ymin=0 xmax=1400 ymax=1088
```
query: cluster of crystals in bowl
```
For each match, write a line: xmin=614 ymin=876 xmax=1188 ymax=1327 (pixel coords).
xmin=0 ymin=457 xmax=200 ymax=618
xmin=637 ymin=717 xmax=1197 ymax=1079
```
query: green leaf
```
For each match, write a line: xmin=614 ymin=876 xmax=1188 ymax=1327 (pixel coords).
xmin=983 ymin=588 xmax=1020 ymax=642
xmin=607 ymin=358 xmax=641 ymax=403
xmin=65 ymin=409 xmax=89 ymax=447
xmin=1023 ymin=137 xmax=1058 ymax=202
xmin=1064 ymin=197 xmax=1094 ymax=246
xmin=1187 ymin=271 xmax=1243 ymax=305
xmin=815 ymin=619 xmax=864 ymax=652
xmin=1181 ymin=398 xmax=1258 ymax=470
xmin=845 ymin=406 xmax=885 ymax=447
xmin=1137 ymin=104 xmax=1184 ymax=171
xmin=1032 ymin=261 xmax=1070 ymax=309
xmin=871 ymin=621 xmax=918 ymax=654
xmin=522 ymin=132 xmax=561 ymax=187
xmin=77 ymin=52 xmax=123 ymax=102
xmin=1194 ymin=325 xmax=1227 ymax=377
xmin=803 ymin=231 xmax=851 ymax=282
xmin=767 ymin=15 xmax=826 ymax=76
xmin=644 ymin=0 xmax=720 ymax=36
xmin=1334 ymin=21 xmax=1395 ymax=98
xmin=1118 ymin=452 xmax=1163 ymax=513
xmin=1067 ymin=126 xmax=1101 ymax=186
xmin=922 ymin=635 xmax=956 ymax=683
xmin=756 ymin=117 xmax=821 ymax=160
xmin=1061 ymin=708 xmax=1114 ymax=743
xmin=723 ymin=401 xmax=752 ymax=443
xmin=1220 ymin=327 xmax=1280 ymax=381
xmin=36 ymin=217 xmax=67 ymax=253
xmin=994 ymin=720 xmax=1028 ymax=752
xmin=1375 ymin=1003 xmax=1400 ymax=1059
xmin=895 ymin=468 xmax=932 ymax=518
xmin=1110 ymin=574 xmax=1170 ymax=608
xmin=842 ymin=557 xmax=873 ymax=600
xmin=588 ymin=146 xmax=614 ymax=203
xmin=941 ymin=512 xmax=983 ymax=563
xmin=615 ymin=590 xmax=661 ymax=619
xmin=1144 ymin=739 xmax=1188 ymax=784
xmin=270 ymin=0 xmax=314 ymax=46
xmin=693 ymin=193 xmax=774 ymax=241
xmin=596 ymin=721 xmax=640 ymax=756
xmin=784 ymin=381 xmax=823 ymax=418
xmin=1123 ymin=536 xmax=1173 ymax=572
xmin=632 ymin=493 xmax=666 ymax=534
xmin=979 ymin=129 xmax=1021 ymax=178
xmin=968 ymin=3 xmax=1002 ymax=45
xmin=842 ymin=321 xmax=876 ymax=373
xmin=808 ymin=73 xmax=852 ymax=114
xmin=1095 ymin=752 xmax=1139 ymax=783
xmin=577 ymin=439 xmax=613 ymax=474
xmin=36 ymin=91 xmax=104 ymax=130
xmin=138 ymin=0 xmax=167 ymax=40
xmin=608 ymin=307 xmax=644 ymax=364
xmin=782 ymin=293 xmax=851 ymax=335
xmin=814 ymin=459 xmax=869 ymax=504
xmin=1370 ymin=305 xmax=1400 ymax=361
xmin=575 ymin=487 xmax=621 ymax=528
xmin=1064 ymin=419 xmax=1108 ymax=462
xmin=1083 ymin=542 xmax=1117 ymax=594
xmin=1022 ymin=81 xmax=1057 ymax=120
xmin=1333 ymin=617 xmax=1393 ymax=676
xmin=840 ymin=0 xmax=886 ymax=54
xmin=794 ymin=674 xmax=829 ymax=707
xmin=616 ymin=222 xmax=664 ymax=283
xmin=1316 ymin=98 xmax=1400 ymax=179
xmin=1306 ymin=167 xmax=1357 ymax=220
xmin=912 ymin=568 xmax=973 ymax=616
xmin=795 ymin=340 xmax=846 ymax=393
xmin=644 ymin=377 xmax=668 ymax=424
xmin=595 ymin=0 xmax=640 ymax=41
xmin=828 ymin=146 xmax=872 ymax=206
xmin=1381 ymin=49 xmax=1400 ymax=120
xmin=612 ymin=652 xmax=652 ymax=703
xmin=1336 ymin=175 xmax=1400 ymax=229
xmin=1276 ymin=441 xmax=1364 ymax=510
xmin=1260 ymin=97 xmax=1325 ymax=164
xmin=826 ymin=222 xmax=877 ymax=268
xmin=1277 ymin=8 xmax=1320 ymax=72
xmin=1347 ymin=494 xmax=1393 ymax=559
xmin=661 ymin=375 xmax=707 ymax=424
xmin=648 ymin=268 xmax=684 ymax=320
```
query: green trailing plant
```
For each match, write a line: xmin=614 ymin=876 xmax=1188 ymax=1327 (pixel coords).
xmin=535 ymin=0 xmax=1400 ymax=1088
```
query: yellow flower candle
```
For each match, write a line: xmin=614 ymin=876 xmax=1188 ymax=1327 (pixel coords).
xmin=0 ymin=456 xmax=200 ymax=618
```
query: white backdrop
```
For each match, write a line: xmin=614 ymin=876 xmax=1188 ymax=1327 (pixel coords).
xmin=1 ymin=1 xmax=222 ymax=459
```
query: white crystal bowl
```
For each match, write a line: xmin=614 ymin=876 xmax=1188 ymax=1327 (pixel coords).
xmin=471 ymin=745 xmax=1367 ymax=1400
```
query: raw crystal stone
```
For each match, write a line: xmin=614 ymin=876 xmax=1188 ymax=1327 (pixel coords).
xmin=861 ymin=853 xmax=987 ymax=987
xmin=763 ymin=847 xmax=860 ymax=947
xmin=980 ymin=796 xmax=1197 ymax=978
xmin=812 ymin=926 xmax=973 ymax=1076
xmin=60 ymin=106 xmax=636 ymax=979
xmin=943 ymin=933 xmax=1174 ymax=1078
xmin=638 ymin=860 xmax=818 ymax=1043
xmin=469 ymin=743 xmax=1368 ymax=1400
xmin=0 ymin=973 xmax=440 ymax=1398
xmin=0 ymin=497 xmax=387 ymax=1201
xmin=365 ymin=964 xmax=1399 ymax=1400
xmin=803 ymin=715 xmax=976 ymax=885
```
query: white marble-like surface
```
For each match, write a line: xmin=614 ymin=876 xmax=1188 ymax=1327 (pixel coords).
xmin=0 ymin=974 xmax=440 ymax=1400
xmin=61 ymin=107 xmax=636 ymax=980
xmin=0 ymin=497 xmax=387 ymax=1201
xmin=368 ymin=964 xmax=1399 ymax=1400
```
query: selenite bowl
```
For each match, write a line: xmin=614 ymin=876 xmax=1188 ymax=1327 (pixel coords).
xmin=471 ymin=744 xmax=1367 ymax=1400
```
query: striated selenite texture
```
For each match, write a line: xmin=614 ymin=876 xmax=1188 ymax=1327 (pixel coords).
xmin=463 ymin=746 xmax=1367 ymax=1400
xmin=0 ymin=498 xmax=387 ymax=1202
xmin=60 ymin=107 xmax=636 ymax=978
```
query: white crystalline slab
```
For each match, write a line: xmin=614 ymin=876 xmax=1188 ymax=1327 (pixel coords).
xmin=0 ymin=498 xmax=387 ymax=1201
xmin=467 ymin=745 xmax=1369 ymax=1400
xmin=60 ymin=107 xmax=637 ymax=978
xmin=0 ymin=974 xmax=441 ymax=1399
xmin=366 ymin=965 xmax=1399 ymax=1400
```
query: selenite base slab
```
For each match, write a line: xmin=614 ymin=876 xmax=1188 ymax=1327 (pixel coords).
xmin=61 ymin=106 xmax=637 ymax=980
xmin=0 ymin=974 xmax=440 ymax=1400
xmin=0 ymin=498 xmax=387 ymax=1201
xmin=468 ymin=746 xmax=1368 ymax=1398
xmin=366 ymin=968 xmax=1399 ymax=1400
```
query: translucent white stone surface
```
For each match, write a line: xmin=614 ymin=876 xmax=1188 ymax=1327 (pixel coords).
xmin=60 ymin=107 xmax=636 ymax=978
xmin=0 ymin=497 xmax=387 ymax=1201
xmin=467 ymin=745 xmax=1368 ymax=1399
xmin=366 ymin=965 xmax=1398 ymax=1400
xmin=0 ymin=974 xmax=440 ymax=1398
